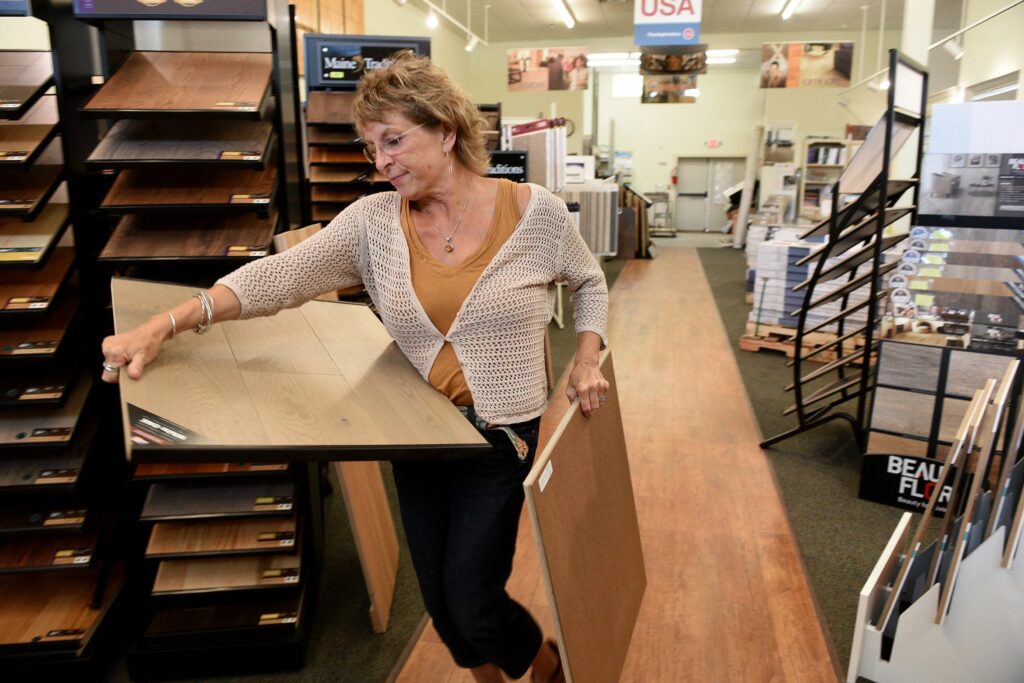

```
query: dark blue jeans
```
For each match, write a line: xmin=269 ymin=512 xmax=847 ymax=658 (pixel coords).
xmin=390 ymin=411 xmax=542 ymax=678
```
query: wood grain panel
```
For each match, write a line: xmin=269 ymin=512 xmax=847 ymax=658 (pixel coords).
xmin=0 ymin=94 xmax=56 ymax=125
xmin=0 ymin=287 xmax=77 ymax=359
xmin=152 ymin=552 xmax=301 ymax=594
xmin=0 ymin=244 xmax=74 ymax=315
xmin=0 ymin=364 xmax=77 ymax=407
xmin=946 ymin=350 xmax=1015 ymax=398
xmin=147 ymin=516 xmax=297 ymax=557
xmin=0 ymin=504 xmax=88 ymax=534
xmin=101 ymin=162 xmax=277 ymax=211
xmin=307 ymin=127 xmax=358 ymax=145
xmin=0 ymin=565 xmax=121 ymax=653
xmin=0 ymin=51 xmax=53 ymax=118
xmin=0 ymin=202 xmax=70 ymax=266
xmin=305 ymin=91 xmax=355 ymax=124
xmin=0 ymin=449 xmax=86 ymax=490
xmin=0 ymin=124 xmax=57 ymax=165
xmin=876 ymin=341 xmax=943 ymax=392
xmin=525 ymin=351 xmax=645 ymax=683
xmin=0 ymin=531 xmax=96 ymax=571
xmin=839 ymin=117 xmax=916 ymax=194
xmin=866 ymin=431 xmax=933 ymax=457
xmin=141 ymin=479 xmax=295 ymax=521
xmin=88 ymin=119 xmax=274 ymax=167
xmin=0 ymin=161 xmax=62 ymax=216
xmin=309 ymin=166 xmax=385 ymax=184
xmin=939 ymin=397 xmax=972 ymax=444
xmin=82 ymin=51 xmax=272 ymax=117
xmin=870 ymin=387 xmax=935 ymax=439
xmin=134 ymin=462 xmax=288 ymax=480
xmin=800 ymin=179 xmax=916 ymax=240
xmin=100 ymin=211 xmax=276 ymax=261
xmin=311 ymin=186 xmax=363 ymax=203
xmin=111 ymin=278 xmax=487 ymax=460
xmin=0 ymin=374 xmax=91 ymax=447
xmin=144 ymin=589 xmax=302 ymax=640
xmin=310 ymin=147 xmax=365 ymax=165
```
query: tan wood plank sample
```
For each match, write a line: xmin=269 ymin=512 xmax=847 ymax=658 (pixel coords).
xmin=0 ymin=565 xmax=121 ymax=652
xmin=141 ymin=479 xmax=295 ymax=521
xmin=110 ymin=278 xmax=487 ymax=461
xmin=82 ymin=52 xmax=272 ymax=116
xmin=310 ymin=147 xmax=366 ymax=165
xmin=0 ymin=244 xmax=74 ymax=314
xmin=152 ymin=552 xmax=301 ymax=594
xmin=0 ymin=51 xmax=53 ymax=115
xmin=0 ymin=532 xmax=97 ymax=571
xmin=0 ymin=374 xmax=91 ymax=446
xmin=88 ymin=118 xmax=274 ymax=166
xmin=0 ymin=202 xmax=70 ymax=265
xmin=524 ymin=351 xmax=645 ymax=683
xmin=100 ymin=162 xmax=277 ymax=210
xmin=147 ymin=517 xmax=297 ymax=557
xmin=0 ymin=93 xmax=57 ymax=126
xmin=0 ymin=287 xmax=77 ymax=358
xmin=0 ymin=124 xmax=57 ymax=164
xmin=305 ymin=90 xmax=355 ymax=124
xmin=100 ymin=212 xmax=276 ymax=261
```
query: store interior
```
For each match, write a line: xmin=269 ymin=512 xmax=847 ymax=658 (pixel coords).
xmin=1 ymin=0 xmax=1023 ymax=681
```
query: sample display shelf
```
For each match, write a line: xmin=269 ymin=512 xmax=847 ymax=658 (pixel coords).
xmin=761 ymin=50 xmax=927 ymax=451
xmin=0 ymin=5 xmax=130 ymax=680
xmin=799 ymin=137 xmax=857 ymax=220
xmin=66 ymin=0 xmax=311 ymax=677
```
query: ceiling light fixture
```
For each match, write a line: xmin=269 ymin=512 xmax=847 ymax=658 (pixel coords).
xmin=706 ymin=57 xmax=736 ymax=64
xmin=971 ymin=82 xmax=1018 ymax=100
xmin=426 ymin=10 xmax=439 ymax=28
xmin=706 ymin=49 xmax=738 ymax=58
xmin=867 ymin=77 xmax=890 ymax=91
xmin=550 ymin=0 xmax=576 ymax=29
xmin=942 ymin=39 xmax=965 ymax=60
xmin=684 ymin=88 xmax=700 ymax=97
xmin=780 ymin=0 xmax=804 ymax=21
xmin=465 ymin=35 xmax=479 ymax=51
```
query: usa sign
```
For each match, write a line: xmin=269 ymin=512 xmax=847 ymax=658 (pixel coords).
xmin=634 ymin=0 xmax=702 ymax=46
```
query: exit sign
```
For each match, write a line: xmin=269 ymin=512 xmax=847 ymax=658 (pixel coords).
xmin=705 ymin=139 xmax=722 ymax=149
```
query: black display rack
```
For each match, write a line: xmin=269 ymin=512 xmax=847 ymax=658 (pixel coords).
xmin=761 ymin=50 xmax=928 ymax=451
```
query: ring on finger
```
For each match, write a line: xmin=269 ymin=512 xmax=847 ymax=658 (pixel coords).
xmin=102 ymin=362 xmax=121 ymax=373
xmin=598 ymin=395 xmax=607 ymax=403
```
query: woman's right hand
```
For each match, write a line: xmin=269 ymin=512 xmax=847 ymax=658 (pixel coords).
xmin=100 ymin=316 xmax=170 ymax=384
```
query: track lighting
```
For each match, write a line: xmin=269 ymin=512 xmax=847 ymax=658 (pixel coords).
xmin=780 ymin=0 xmax=804 ymax=20
xmin=867 ymin=77 xmax=891 ymax=91
xmin=426 ymin=11 xmax=439 ymax=28
xmin=942 ymin=39 xmax=965 ymax=60
xmin=549 ymin=0 xmax=575 ymax=29
xmin=465 ymin=35 xmax=479 ymax=52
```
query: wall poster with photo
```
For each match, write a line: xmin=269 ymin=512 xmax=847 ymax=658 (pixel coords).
xmin=760 ymin=42 xmax=854 ymax=89
xmin=507 ymin=48 xmax=590 ymax=92
xmin=639 ymin=45 xmax=707 ymax=76
xmin=920 ymin=152 xmax=1024 ymax=226
xmin=640 ymin=75 xmax=697 ymax=104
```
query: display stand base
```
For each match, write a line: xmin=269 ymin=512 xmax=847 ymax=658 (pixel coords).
xmin=850 ymin=522 xmax=1024 ymax=682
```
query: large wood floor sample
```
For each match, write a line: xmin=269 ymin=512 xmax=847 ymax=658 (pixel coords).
xmin=0 ymin=243 xmax=74 ymax=314
xmin=0 ymin=51 xmax=53 ymax=118
xmin=0 ymin=202 xmax=70 ymax=265
xmin=111 ymin=278 xmax=487 ymax=461
xmin=146 ymin=516 xmax=297 ymax=557
xmin=100 ymin=163 xmax=277 ymax=211
xmin=395 ymin=246 xmax=838 ymax=682
xmin=152 ymin=552 xmax=301 ymax=594
xmin=100 ymin=211 xmax=276 ymax=261
xmin=88 ymin=119 xmax=274 ymax=167
xmin=82 ymin=51 xmax=272 ymax=117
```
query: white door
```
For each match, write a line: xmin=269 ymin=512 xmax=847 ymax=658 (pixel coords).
xmin=675 ymin=157 xmax=746 ymax=231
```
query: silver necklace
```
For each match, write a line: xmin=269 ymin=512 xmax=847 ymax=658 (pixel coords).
xmin=426 ymin=177 xmax=474 ymax=253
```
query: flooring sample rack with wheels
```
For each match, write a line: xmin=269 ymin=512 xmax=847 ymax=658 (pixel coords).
xmin=761 ymin=49 xmax=927 ymax=452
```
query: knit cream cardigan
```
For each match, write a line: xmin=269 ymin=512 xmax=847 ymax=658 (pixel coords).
xmin=217 ymin=183 xmax=608 ymax=425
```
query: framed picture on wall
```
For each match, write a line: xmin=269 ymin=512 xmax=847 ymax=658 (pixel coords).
xmin=968 ymin=154 xmax=984 ymax=167
xmin=949 ymin=154 xmax=966 ymax=168
xmin=985 ymin=154 xmax=1001 ymax=167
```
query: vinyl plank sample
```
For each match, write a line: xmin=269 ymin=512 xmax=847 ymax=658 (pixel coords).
xmin=0 ymin=124 xmax=57 ymax=165
xmin=144 ymin=590 xmax=302 ymax=641
xmin=111 ymin=278 xmax=488 ymax=461
xmin=0 ymin=287 xmax=77 ymax=359
xmin=0 ymin=201 xmax=70 ymax=266
xmin=946 ymin=350 xmax=1015 ymax=398
xmin=876 ymin=341 xmax=943 ymax=392
xmin=100 ymin=211 xmax=276 ymax=262
xmin=305 ymin=91 xmax=355 ymax=125
xmin=0 ymin=374 xmax=91 ymax=447
xmin=134 ymin=462 xmax=288 ymax=479
xmin=0 ymin=504 xmax=88 ymax=534
xmin=140 ymin=479 xmax=295 ymax=521
xmin=0 ymin=244 xmax=74 ymax=315
xmin=100 ymin=162 xmax=277 ymax=212
xmin=0 ymin=532 xmax=96 ymax=571
xmin=146 ymin=516 xmax=297 ymax=557
xmin=309 ymin=148 xmax=366 ymax=165
xmin=152 ymin=552 xmax=301 ymax=594
xmin=307 ymin=127 xmax=358 ymax=145
xmin=0 ymin=51 xmax=53 ymax=119
xmin=0 ymin=565 xmax=121 ymax=654
xmin=88 ymin=119 xmax=274 ymax=168
xmin=0 ymin=364 xmax=76 ymax=407
xmin=82 ymin=51 xmax=272 ymax=118
xmin=0 ymin=159 xmax=62 ymax=217
xmin=939 ymin=397 xmax=971 ymax=444
xmin=870 ymin=387 xmax=936 ymax=439
xmin=867 ymin=431 xmax=931 ymax=457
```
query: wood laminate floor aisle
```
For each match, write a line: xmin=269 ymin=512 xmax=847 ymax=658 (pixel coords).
xmin=394 ymin=245 xmax=839 ymax=682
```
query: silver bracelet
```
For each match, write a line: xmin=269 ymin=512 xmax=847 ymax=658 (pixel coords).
xmin=167 ymin=312 xmax=177 ymax=339
xmin=192 ymin=291 xmax=215 ymax=335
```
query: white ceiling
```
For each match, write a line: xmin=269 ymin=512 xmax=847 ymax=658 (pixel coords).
xmin=451 ymin=0 xmax=964 ymax=43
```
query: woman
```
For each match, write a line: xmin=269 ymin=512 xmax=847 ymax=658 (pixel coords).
xmin=100 ymin=53 xmax=608 ymax=683
xmin=567 ymin=55 xmax=588 ymax=91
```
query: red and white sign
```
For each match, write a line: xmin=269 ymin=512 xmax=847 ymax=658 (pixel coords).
xmin=634 ymin=0 xmax=703 ymax=46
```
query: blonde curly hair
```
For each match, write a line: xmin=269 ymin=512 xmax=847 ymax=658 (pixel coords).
xmin=352 ymin=51 xmax=490 ymax=175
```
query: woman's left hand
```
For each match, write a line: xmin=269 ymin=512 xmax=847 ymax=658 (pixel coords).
xmin=567 ymin=359 xmax=610 ymax=418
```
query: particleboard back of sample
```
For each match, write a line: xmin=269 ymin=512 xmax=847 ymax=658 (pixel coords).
xmin=110 ymin=277 xmax=489 ymax=461
xmin=524 ymin=350 xmax=646 ymax=683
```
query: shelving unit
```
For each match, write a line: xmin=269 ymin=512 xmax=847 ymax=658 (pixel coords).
xmin=799 ymin=137 xmax=856 ymax=221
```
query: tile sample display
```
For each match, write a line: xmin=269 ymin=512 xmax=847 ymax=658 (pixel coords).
xmin=81 ymin=51 xmax=272 ymax=118
xmin=87 ymin=119 xmax=274 ymax=168
xmin=876 ymin=341 xmax=943 ymax=392
xmin=871 ymin=387 xmax=936 ymax=439
xmin=111 ymin=278 xmax=488 ymax=462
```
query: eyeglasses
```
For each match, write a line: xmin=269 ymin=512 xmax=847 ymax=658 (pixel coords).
xmin=362 ymin=122 xmax=428 ymax=164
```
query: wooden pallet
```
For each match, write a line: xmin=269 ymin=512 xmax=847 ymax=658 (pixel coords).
xmin=740 ymin=321 xmax=864 ymax=364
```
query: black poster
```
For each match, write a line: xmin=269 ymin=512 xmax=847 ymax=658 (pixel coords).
xmin=0 ymin=0 xmax=30 ymax=16
xmin=73 ymin=0 xmax=266 ymax=19
xmin=487 ymin=151 xmax=528 ymax=183
xmin=859 ymin=452 xmax=956 ymax=516
xmin=996 ymin=154 xmax=1024 ymax=219
xmin=304 ymin=34 xmax=431 ymax=91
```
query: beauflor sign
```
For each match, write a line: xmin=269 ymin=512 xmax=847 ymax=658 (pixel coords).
xmin=634 ymin=0 xmax=702 ymax=46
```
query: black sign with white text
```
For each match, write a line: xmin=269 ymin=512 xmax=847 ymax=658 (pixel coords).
xmin=73 ymin=0 xmax=266 ymax=20
xmin=487 ymin=151 xmax=528 ymax=183
xmin=860 ymin=452 xmax=959 ymax=516
xmin=304 ymin=34 xmax=431 ymax=91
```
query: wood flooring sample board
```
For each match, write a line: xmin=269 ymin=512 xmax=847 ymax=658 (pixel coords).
xmin=524 ymin=351 xmax=645 ymax=683
xmin=111 ymin=278 xmax=488 ymax=462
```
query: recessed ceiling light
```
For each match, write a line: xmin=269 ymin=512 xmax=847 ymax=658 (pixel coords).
xmin=781 ymin=0 xmax=804 ymax=20
xmin=706 ymin=49 xmax=738 ymax=58
xmin=549 ymin=0 xmax=575 ymax=29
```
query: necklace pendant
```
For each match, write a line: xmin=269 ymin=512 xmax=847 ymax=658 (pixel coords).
xmin=444 ymin=243 xmax=454 ymax=253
